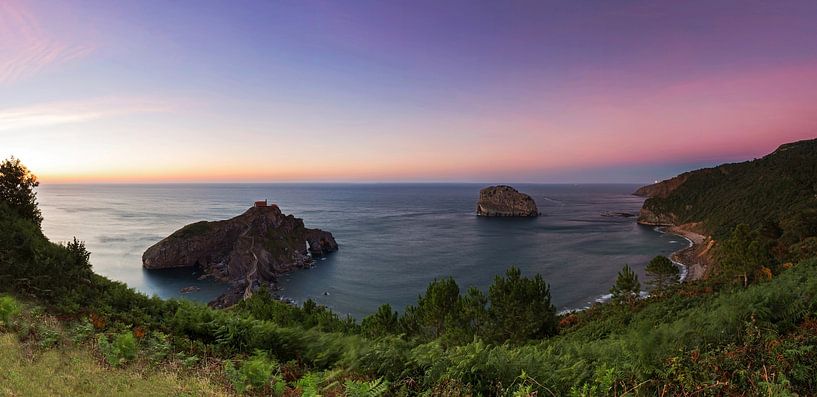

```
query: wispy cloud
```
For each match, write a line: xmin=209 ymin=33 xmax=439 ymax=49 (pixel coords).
xmin=0 ymin=1 xmax=94 ymax=84
xmin=0 ymin=97 xmax=174 ymax=131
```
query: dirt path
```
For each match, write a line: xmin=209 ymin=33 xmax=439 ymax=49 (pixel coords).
xmin=241 ymin=225 xmax=259 ymax=300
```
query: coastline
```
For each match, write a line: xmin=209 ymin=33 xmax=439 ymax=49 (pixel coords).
xmin=560 ymin=224 xmax=709 ymax=315
xmin=663 ymin=225 xmax=710 ymax=281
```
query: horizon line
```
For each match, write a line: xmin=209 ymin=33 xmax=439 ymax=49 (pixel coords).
xmin=39 ymin=180 xmax=656 ymax=186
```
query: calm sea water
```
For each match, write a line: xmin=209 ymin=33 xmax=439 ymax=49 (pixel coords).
xmin=38 ymin=183 xmax=683 ymax=318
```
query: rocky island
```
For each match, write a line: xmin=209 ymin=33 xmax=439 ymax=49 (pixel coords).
xmin=476 ymin=185 xmax=539 ymax=217
xmin=142 ymin=201 xmax=337 ymax=307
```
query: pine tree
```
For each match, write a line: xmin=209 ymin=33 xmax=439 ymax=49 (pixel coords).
xmin=610 ymin=264 xmax=640 ymax=305
xmin=461 ymin=286 xmax=488 ymax=337
xmin=645 ymin=256 xmax=679 ymax=293
xmin=486 ymin=267 xmax=556 ymax=343
xmin=414 ymin=278 xmax=463 ymax=339
xmin=361 ymin=304 xmax=399 ymax=337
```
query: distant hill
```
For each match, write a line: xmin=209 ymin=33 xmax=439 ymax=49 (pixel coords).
xmin=635 ymin=138 xmax=817 ymax=245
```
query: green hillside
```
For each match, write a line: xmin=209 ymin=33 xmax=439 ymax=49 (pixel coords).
xmin=639 ymin=138 xmax=817 ymax=250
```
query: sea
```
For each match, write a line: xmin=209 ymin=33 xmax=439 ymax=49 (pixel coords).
xmin=38 ymin=183 xmax=683 ymax=319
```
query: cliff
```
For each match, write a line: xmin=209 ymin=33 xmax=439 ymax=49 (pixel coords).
xmin=143 ymin=204 xmax=337 ymax=307
xmin=634 ymin=173 xmax=692 ymax=198
xmin=476 ymin=185 xmax=539 ymax=217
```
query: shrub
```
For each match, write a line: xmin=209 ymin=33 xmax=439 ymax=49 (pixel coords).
xmin=70 ymin=318 xmax=95 ymax=343
xmin=98 ymin=331 xmax=138 ymax=366
xmin=145 ymin=332 xmax=172 ymax=363
xmin=0 ymin=295 xmax=21 ymax=326
xmin=35 ymin=324 xmax=61 ymax=349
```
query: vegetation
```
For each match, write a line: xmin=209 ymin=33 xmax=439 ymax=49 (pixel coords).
xmin=98 ymin=331 xmax=139 ymax=367
xmin=718 ymin=223 xmax=774 ymax=287
xmin=642 ymin=138 xmax=817 ymax=257
xmin=3 ymin=155 xmax=817 ymax=396
xmin=358 ymin=267 xmax=557 ymax=346
xmin=172 ymin=220 xmax=215 ymax=239
xmin=0 ymin=156 xmax=42 ymax=226
xmin=610 ymin=264 xmax=640 ymax=305
xmin=0 ymin=334 xmax=229 ymax=396
xmin=644 ymin=256 xmax=680 ymax=292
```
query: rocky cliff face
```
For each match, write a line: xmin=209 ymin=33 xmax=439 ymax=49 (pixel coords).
xmin=636 ymin=207 xmax=678 ymax=226
xmin=476 ymin=185 xmax=539 ymax=217
xmin=633 ymin=174 xmax=690 ymax=198
xmin=142 ymin=205 xmax=338 ymax=307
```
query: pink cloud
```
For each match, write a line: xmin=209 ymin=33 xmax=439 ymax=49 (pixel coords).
xmin=0 ymin=1 xmax=94 ymax=84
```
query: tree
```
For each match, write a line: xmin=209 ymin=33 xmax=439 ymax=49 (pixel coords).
xmin=486 ymin=267 xmax=557 ymax=343
xmin=0 ymin=157 xmax=42 ymax=226
xmin=610 ymin=265 xmax=640 ymax=305
xmin=462 ymin=286 xmax=488 ymax=337
xmin=361 ymin=304 xmax=399 ymax=337
xmin=719 ymin=224 xmax=772 ymax=287
xmin=412 ymin=277 xmax=463 ymax=339
xmin=645 ymin=256 xmax=679 ymax=293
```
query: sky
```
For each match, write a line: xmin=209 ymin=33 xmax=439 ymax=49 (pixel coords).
xmin=2 ymin=0 xmax=817 ymax=183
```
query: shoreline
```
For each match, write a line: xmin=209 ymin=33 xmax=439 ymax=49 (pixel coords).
xmin=558 ymin=225 xmax=708 ymax=315
xmin=662 ymin=225 xmax=709 ymax=282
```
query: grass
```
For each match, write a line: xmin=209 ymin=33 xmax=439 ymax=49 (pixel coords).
xmin=171 ymin=221 xmax=214 ymax=239
xmin=0 ymin=333 xmax=231 ymax=397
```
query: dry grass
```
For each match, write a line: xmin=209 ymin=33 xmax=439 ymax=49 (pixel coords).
xmin=0 ymin=333 xmax=233 ymax=397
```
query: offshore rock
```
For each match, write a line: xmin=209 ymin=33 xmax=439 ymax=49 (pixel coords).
xmin=476 ymin=185 xmax=539 ymax=217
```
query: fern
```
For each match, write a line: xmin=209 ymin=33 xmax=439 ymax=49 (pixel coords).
xmin=344 ymin=377 xmax=389 ymax=397
xmin=296 ymin=372 xmax=323 ymax=397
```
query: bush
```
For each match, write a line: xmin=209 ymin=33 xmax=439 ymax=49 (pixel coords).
xmin=70 ymin=318 xmax=95 ymax=343
xmin=98 ymin=331 xmax=138 ymax=366
xmin=35 ymin=323 xmax=62 ymax=349
xmin=0 ymin=295 xmax=21 ymax=326
xmin=145 ymin=331 xmax=172 ymax=363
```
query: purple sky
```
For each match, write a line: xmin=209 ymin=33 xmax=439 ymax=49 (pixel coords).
xmin=2 ymin=0 xmax=816 ymax=182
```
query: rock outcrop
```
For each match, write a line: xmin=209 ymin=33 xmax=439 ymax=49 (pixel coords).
xmin=476 ymin=185 xmax=539 ymax=217
xmin=143 ymin=204 xmax=338 ymax=307
xmin=636 ymin=207 xmax=678 ymax=226
xmin=633 ymin=174 xmax=690 ymax=198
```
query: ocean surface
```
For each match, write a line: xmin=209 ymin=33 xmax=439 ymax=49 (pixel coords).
xmin=38 ymin=183 xmax=683 ymax=318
